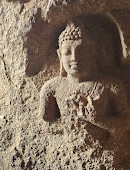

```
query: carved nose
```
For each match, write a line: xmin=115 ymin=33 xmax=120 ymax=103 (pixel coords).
xmin=71 ymin=49 xmax=76 ymax=61
xmin=71 ymin=54 xmax=75 ymax=61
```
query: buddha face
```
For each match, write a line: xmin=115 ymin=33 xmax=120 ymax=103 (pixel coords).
xmin=61 ymin=39 xmax=82 ymax=76
xmin=58 ymin=37 xmax=97 ymax=78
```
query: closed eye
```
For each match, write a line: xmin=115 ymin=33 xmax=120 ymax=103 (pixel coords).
xmin=66 ymin=49 xmax=71 ymax=55
xmin=63 ymin=49 xmax=72 ymax=55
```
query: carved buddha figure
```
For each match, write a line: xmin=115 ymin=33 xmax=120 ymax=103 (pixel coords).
xmin=39 ymin=22 xmax=129 ymax=135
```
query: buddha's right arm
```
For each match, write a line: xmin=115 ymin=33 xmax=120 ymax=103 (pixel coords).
xmin=39 ymin=82 xmax=60 ymax=122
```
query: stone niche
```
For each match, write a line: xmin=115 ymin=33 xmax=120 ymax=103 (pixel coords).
xmin=0 ymin=0 xmax=130 ymax=170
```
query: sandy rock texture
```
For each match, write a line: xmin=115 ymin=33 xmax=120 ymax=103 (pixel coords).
xmin=0 ymin=0 xmax=130 ymax=169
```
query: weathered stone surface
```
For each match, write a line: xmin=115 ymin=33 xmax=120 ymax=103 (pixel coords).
xmin=0 ymin=0 xmax=130 ymax=169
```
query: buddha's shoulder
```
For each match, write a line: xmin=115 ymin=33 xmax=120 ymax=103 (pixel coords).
xmin=40 ymin=76 xmax=67 ymax=93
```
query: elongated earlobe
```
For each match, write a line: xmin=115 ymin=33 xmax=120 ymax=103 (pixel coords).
xmin=57 ymin=48 xmax=66 ymax=77
xmin=57 ymin=49 xmax=61 ymax=60
xmin=57 ymin=49 xmax=62 ymax=77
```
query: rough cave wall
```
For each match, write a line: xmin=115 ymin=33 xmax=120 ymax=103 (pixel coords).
xmin=0 ymin=0 xmax=130 ymax=170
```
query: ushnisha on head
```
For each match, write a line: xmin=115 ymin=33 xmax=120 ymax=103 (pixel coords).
xmin=58 ymin=22 xmax=82 ymax=48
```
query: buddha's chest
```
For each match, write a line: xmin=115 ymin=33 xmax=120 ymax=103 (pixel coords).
xmin=55 ymin=81 xmax=108 ymax=122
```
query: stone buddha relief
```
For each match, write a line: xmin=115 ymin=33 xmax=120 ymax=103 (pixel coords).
xmin=39 ymin=20 xmax=129 ymax=136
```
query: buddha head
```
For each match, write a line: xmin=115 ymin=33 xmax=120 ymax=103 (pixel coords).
xmin=57 ymin=21 xmax=98 ymax=79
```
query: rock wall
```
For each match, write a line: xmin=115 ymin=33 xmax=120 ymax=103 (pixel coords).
xmin=0 ymin=0 xmax=130 ymax=169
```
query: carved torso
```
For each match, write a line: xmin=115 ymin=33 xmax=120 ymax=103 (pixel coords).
xmin=39 ymin=76 xmax=128 ymax=132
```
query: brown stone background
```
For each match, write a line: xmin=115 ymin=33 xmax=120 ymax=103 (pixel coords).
xmin=0 ymin=0 xmax=130 ymax=169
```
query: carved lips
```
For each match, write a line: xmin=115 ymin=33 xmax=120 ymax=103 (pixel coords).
xmin=70 ymin=62 xmax=78 ymax=70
